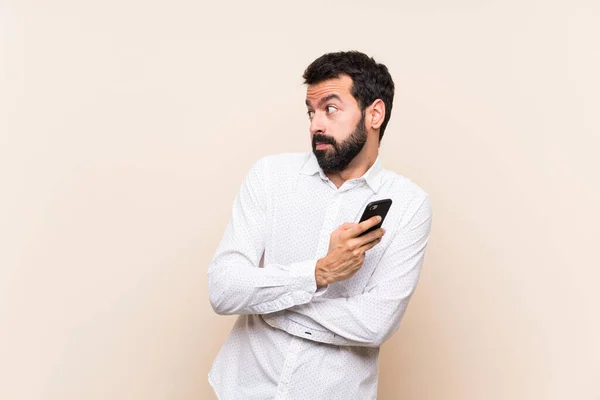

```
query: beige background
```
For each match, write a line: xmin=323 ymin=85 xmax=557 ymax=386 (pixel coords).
xmin=1 ymin=0 xmax=599 ymax=399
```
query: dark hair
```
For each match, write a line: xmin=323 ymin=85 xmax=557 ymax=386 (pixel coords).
xmin=303 ymin=51 xmax=395 ymax=142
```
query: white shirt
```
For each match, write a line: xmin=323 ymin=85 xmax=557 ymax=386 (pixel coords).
xmin=208 ymin=152 xmax=432 ymax=400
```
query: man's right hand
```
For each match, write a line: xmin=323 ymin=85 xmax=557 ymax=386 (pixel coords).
xmin=315 ymin=216 xmax=386 ymax=288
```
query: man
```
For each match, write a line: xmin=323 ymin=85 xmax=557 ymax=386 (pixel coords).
xmin=208 ymin=51 xmax=432 ymax=400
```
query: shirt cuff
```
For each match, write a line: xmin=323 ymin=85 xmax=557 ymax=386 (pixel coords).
xmin=292 ymin=259 xmax=329 ymax=297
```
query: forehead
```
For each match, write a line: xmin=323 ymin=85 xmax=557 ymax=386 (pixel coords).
xmin=305 ymin=75 xmax=355 ymax=104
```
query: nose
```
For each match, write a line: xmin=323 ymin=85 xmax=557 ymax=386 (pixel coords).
xmin=309 ymin=111 xmax=326 ymax=135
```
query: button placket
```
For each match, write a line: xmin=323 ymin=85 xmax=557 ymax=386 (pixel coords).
xmin=316 ymin=193 xmax=342 ymax=258
xmin=274 ymin=336 xmax=302 ymax=399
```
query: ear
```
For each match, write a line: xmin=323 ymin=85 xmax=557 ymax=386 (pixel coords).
xmin=367 ymin=99 xmax=386 ymax=131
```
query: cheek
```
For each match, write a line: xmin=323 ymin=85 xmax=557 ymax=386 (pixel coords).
xmin=329 ymin=114 xmax=356 ymax=137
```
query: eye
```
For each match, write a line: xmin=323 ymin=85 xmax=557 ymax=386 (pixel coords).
xmin=326 ymin=105 xmax=338 ymax=114
xmin=307 ymin=110 xmax=315 ymax=119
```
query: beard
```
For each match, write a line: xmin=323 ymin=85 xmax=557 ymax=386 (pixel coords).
xmin=312 ymin=112 xmax=367 ymax=173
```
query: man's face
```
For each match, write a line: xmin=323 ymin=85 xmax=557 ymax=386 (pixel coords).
xmin=305 ymin=75 xmax=367 ymax=173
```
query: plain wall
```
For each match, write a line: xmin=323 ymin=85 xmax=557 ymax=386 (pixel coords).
xmin=1 ymin=0 xmax=599 ymax=399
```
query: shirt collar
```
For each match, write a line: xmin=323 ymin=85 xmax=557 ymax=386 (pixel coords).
xmin=362 ymin=156 xmax=384 ymax=193
xmin=300 ymin=152 xmax=384 ymax=193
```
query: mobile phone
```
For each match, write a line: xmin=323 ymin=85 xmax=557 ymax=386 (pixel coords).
xmin=358 ymin=199 xmax=393 ymax=237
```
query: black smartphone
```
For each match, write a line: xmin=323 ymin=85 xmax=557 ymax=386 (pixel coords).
xmin=358 ymin=199 xmax=393 ymax=237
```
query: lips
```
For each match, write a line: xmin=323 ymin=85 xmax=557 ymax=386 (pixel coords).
xmin=315 ymin=142 xmax=332 ymax=150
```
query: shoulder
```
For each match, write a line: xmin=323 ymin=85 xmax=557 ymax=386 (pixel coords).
xmin=380 ymin=169 xmax=432 ymax=227
xmin=251 ymin=152 xmax=311 ymax=178
xmin=383 ymin=169 xmax=429 ymax=201
xmin=256 ymin=152 xmax=310 ymax=168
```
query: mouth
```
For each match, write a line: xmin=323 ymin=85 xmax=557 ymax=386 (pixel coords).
xmin=315 ymin=143 xmax=332 ymax=150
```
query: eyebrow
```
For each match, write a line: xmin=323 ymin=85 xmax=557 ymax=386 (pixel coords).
xmin=305 ymin=94 xmax=342 ymax=108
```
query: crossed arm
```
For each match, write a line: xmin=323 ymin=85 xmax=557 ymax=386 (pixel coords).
xmin=208 ymin=158 xmax=432 ymax=347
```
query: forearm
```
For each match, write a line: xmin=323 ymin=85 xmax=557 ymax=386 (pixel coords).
xmin=264 ymin=278 xmax=416 ymax=347
xmin=208 ymin=256 xmax=320 ymax=315
xmin=207 ymin=156 xmax=325 ymax=316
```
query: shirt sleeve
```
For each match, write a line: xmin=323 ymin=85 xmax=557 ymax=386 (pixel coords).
xmin=262 ymin=196 xmax=432 ymax=347
xmin=208 ymin=157 xmax=321 ymax=315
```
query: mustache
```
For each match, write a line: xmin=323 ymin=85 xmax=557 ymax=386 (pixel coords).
xmin=312 ymin=134 xmax=337 ymax=147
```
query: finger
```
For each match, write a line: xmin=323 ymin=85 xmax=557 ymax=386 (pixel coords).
xmin=357 ymin=227 xmax=385 ymax=246
xmin=348 ymin=227 xmax=385 ymax=249
xmin=347 ymin=215 xmax=382 ymax=238
xmin=360 ymin=236 xmax=382 ymax=252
